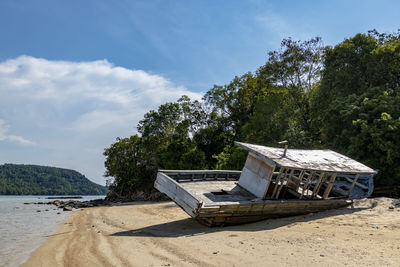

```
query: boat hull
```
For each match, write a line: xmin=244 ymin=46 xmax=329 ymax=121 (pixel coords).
xmin=155 ymin=170 xmax=352 ymax=226
xmin=195 ymin=198 xmax=351 ymax=226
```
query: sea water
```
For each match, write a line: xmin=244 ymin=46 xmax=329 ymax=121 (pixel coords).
xmin=0 ymin=195 xmax=105 ymax=267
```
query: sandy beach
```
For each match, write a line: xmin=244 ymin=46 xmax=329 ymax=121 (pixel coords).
xmin=23 ymin=198 xmax=400 ymax=267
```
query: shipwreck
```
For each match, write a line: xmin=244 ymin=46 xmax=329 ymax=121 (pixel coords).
xmin=154 ymin=141 xmax=376 ymax=226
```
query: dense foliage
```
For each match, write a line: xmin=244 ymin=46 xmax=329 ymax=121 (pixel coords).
xmin=311 ymin=30 xmax=400 ymax=185
xmin=0 ymin=164 xmax=108 ymax=195
xmin=104 ymin=30 xmax=400 ymax=198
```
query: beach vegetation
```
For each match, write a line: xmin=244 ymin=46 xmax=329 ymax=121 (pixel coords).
xmin=104 ymin=30 xmax=400 ymax=199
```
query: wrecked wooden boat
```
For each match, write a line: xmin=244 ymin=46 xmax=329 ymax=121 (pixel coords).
xmin=154 ymin=141 xmax=377 ymax=226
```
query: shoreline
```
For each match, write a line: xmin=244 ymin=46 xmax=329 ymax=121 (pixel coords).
xmin=17 ymin=212 xmax=72 ymax=267
xmin=0 ymin=195 xmax=105 ymax=267
xmin=23 ymin=198 xmax=400 ymax=266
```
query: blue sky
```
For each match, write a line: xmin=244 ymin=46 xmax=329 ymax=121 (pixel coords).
xmin=0 ymin=0 xmax=399 ymax=185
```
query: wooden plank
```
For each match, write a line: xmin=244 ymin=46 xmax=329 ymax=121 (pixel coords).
xmin=245 ymin=154 xmax=259 ymax=174
xmin=271 ymin=168 xmax=286 ymax=198
xmin=263 ymin=168 xmax=275 ymax=199
xmin=213 ymin=201 xmax=351 ymax=216
xmin=311 ymin=172 xmax=323 ymax=198
xmin=312 ymin=172 xmax=326 ymax=198
xmin=275 ymin=168 xmax=294 ymax=199
xmin=237 ymin=154 xmax=275 ymax=199
xmin=316 ymin=172 xmax=329 ymax=197
xmin=159 ymin=170 xmax=242 ymax=175
xmin=198 ymin=200 xmax=358 ymax=225
xmin=273 ymin=169 xmax=287 ymax=199
xmin=235 ymin=142 xmax=279 ymax=168
xmin=162 ymin=170 xmax=241 ymax=181
xmin=347 ymin=173 xmax=360 ymax=197
xmin=217 ymin=203 xmax=270 ymax=212
xmin=300 ymin=171 xmax=313 ymax=199
xmin=248 ymin=153 xmax=275 ymax=172
xmin=285 ymin=171 xmax=303 ymax=193
xmin=156 ymin=172 xmax=202 ymax=203
xmin=155 ymin=172 xmax=202 ymax=214
xmin=323 ymin=173 xmax=337 ymax=199
xmin=238 ymin=167 xmax=270 ymax=198
xmin=270 ymin=168 xmax=283 ymax=198
xmin=155 ymin=181 xmax=198 ymax=217
xmin=199 ymin=198 xmax=352 ymax=214
xmin=197 ymin=200 xmax=352 ymax=217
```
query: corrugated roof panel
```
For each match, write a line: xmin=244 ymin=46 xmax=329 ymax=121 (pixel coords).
xmin=235 ymin=142 xmax=376 ymax=174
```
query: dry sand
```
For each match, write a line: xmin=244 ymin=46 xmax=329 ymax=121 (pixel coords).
xmin=23 ymin=198 xmax=400 ymax=267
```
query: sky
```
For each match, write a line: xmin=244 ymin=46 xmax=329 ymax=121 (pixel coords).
xmin=0 ymin=0 xmax=399 ymax=185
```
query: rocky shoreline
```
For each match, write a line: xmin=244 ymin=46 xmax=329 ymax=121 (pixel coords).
xmin=23 ymin=198 xmax=109 ymax=211
xmin=23 ymin=191 xmax=169 ymax=212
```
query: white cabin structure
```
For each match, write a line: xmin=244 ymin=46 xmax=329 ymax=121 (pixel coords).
xmin=235 ymin=142 xmax=377 ymax=200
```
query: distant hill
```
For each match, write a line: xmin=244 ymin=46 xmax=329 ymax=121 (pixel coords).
xmin=0 ymin=164 xmax=108 ymax=195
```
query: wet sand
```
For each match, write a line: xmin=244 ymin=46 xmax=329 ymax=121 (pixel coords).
xmin=23 ymin=198 xmax=400 ymax=267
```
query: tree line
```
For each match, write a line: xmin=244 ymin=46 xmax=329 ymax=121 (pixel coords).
xmin=0 ymin=164 xmax=108 ymax=195
xmin=104 ymin=30 xmax=400 ymax=199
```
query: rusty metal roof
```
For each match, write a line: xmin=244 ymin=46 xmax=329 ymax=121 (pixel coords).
xmin=235 ymin=142 xmax=376 ymax=174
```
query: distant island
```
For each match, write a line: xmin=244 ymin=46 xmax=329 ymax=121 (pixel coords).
xmin=0 ymin=164 xmax=108 ymax=195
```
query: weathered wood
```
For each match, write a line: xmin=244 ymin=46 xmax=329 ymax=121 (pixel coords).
xmin=200 ymin=199 xmax=351 ymax=211
xmin=323 ymin=173 xmax=337 ymax=199
xmin=263 ymin=167 xmax=275 ymax=199
xmin=273 ymin=169 xmax=287 ymax=199
xmin=311 ymin=172 xmax=323 ymax=198
xmin=160 ymin=170 xmax=242 ymax=175
xmin=275 ymin=168 xmax=294 ymax=199
xmin=155 ymin=172 xmax=201 ymax=217
xmin=312 ymin=172 xmax=326 ymax=198
xmin=247 ymin=153 xmax=275 ymax=172
xmin=162 ymin=170 xmax=241 ymax=182
xmin=347 ymin=173 xmax=361 ymax=197
xmin=235 ymin=142 xmax=278 ymax=168
xmin=239 ymin=167 xmax=269 ymax=198
xmin=296 ymin=170 xmax=305 ymax=192
xmin=238 ymin=153 xmax=275 ymax=198
xmin=197 ymin=199 xmax=352 ymax=218
xmin=270 ymin=168 xmax=284 ymax=198
xmin=272 ymin=168 xmax=288 ymax=199
xmin=156 ymin=182 xmax=198 ymax=217
xmin=300 ymin=171 xmax=315 ymax=199
xmin=235 ymin=142 xmax=377 ymax=174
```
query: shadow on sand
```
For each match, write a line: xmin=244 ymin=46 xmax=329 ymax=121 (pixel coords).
xmin=110 ymin=201 xmax=376 ymax=238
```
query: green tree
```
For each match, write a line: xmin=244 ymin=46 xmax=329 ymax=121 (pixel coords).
xmin=138 ymin=96 xmax=207 ymax=170
xmin=313 ymin=30 xmax=400 ymax=185
xmin=104 ymin=96 xmax=207 ymax=198
xmin=103 ymin=135 xmax=154 ymax=198
xmin=204 ymin=37 xmax=325 ymax=169
xmin=258 ymin=37 xmax=325 ymax=144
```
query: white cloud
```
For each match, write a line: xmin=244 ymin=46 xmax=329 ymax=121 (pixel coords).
xmin=0 ymin=55 xmax=202 ymax=184
xmin=0 ymin=119 xmax=36 ymax=145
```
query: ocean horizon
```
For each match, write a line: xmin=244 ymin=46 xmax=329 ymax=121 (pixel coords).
xmin=0 ymin=195 xmax=105 ymax=267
